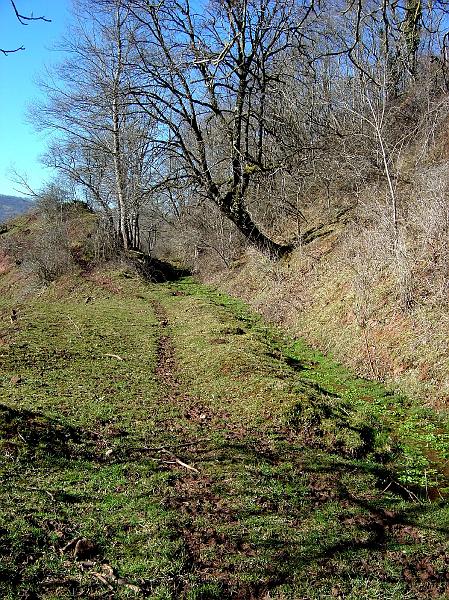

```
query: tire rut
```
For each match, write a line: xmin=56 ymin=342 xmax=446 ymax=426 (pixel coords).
xmin=151 ymin=299 xmax=258 ymax=598
xmin=149 ymin=296 xmax=448 ymax=600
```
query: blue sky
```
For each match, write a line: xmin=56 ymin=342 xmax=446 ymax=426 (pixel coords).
xmin=0 ymin=0 xmax=72 ymax=197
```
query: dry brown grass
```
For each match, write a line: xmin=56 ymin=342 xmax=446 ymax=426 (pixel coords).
xmin=211 ymin=220 xmax=449 ymax=409
xmin=205 ymin=103 xmax=449 ymax=410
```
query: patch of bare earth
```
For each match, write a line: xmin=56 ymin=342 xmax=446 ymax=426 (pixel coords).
xmin=0 ymin=249 xmax=13 ymax=276
xmin=84 ymin=269 xmax=124 ymax=294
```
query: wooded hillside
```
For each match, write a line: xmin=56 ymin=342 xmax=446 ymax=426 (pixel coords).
xmin=32 ymin=0 xmax=447 ymax=258
xmin=24 ymin=0 xmax=449 ymax=406
xmin=2 ymin=3 xmax=449 ymax=595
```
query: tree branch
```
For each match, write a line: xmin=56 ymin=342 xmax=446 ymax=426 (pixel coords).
xmin=10 ymin=0 xmax=51 ymax=25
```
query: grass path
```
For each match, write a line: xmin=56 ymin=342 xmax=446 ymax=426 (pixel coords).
xmin=1 ymin=271 xmax=449 ymax=598
xmin=152 ymin=279 xmax=449 ymax=599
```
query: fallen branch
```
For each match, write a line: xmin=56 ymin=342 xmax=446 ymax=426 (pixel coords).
xmin=106 ymin=442 xmax=204 ymax=473
xmin=160 ymin=449 xmax=200 ymax=473
xmin=95 ymin=564 xmax=141 ymax=594
xmin=392 ymin=479 xmax=422 ymax=503
xmin=92 ymin=572 xmax=114 ymax=591
xmin=103 ymin=353 xmax=124 ymax=361
xmin=125 ymin=438 xmax=210 ymax=454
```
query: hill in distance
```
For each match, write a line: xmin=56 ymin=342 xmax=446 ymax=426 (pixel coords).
xmin=0 ymin=194 xmax=34 ymax=222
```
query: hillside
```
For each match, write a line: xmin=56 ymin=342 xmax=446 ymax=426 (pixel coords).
xmin=0 ymin=194 xmax=33 ymax=222
xmin=1 ymin=211 xmax=449 ymax=599
xmin=3 ymin=1 xmax=449 ymax=595
xmin=208 ymin=213 xmax=449 ymax=412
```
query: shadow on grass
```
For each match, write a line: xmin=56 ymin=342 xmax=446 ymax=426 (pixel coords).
xmin=132 ymin=253 xmax=191 ymax=283
xmin=0 ymin=403 xmax=97 ymax=460
xmin=163 ymin=431 xmax=449 ymax=599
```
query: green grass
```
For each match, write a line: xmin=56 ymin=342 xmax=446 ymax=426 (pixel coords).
xmin=0 ymin=275 xmax=190 ymax=599
xmin=152 ymin=278 xmax=449 ymax=598
xmin=1 ymin=271 xmax=449 ymax=598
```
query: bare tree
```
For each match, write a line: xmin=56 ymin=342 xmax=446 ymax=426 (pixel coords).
xmin=113 ymin=0 xmax=317 ymax=259
xmin=34 ymin=0 xmax=157 ymax=251
xmin=32 ymin=0 xmax=449 ymax=266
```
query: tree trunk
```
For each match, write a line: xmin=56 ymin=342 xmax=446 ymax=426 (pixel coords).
xmin=111 ymin=5 xmax=131 ymax=251
xmin=218 ymin=196 xmax=292 ymax=260
xmin=404 ymin=0 xmax=422 ymax=77
xmin=112 ymin=96 xmax=130 ymax=251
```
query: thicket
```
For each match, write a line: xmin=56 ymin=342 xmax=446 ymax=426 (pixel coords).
xmin=0 ymin=187 xmax=119 ymax=284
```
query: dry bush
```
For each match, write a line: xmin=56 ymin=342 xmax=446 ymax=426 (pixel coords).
xmin=90 ymin=217 xmax=120 ymax=263
xmin=408 ymin=166 xmax=449 ymax=304
xmin=165 ymin=202 xmax=245 ymax=274
xmin=21 ymin=226 xmax=74 ymax=284
xmin=0 ymin=192 xmax=122 ymax=285
xmin=343 ymin=158 xmax=449 ymax=316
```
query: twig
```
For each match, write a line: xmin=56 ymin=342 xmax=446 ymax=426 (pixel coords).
xmin=94 ymin=564 xmax=141 ymax=594
xmin=393 ymin=479 xmax=422 ymax=503
xmin=62 ymin=537 xmax=82 ymax=554
xmin=10 ymin=0 xmax=51 ymax=24
xmin=103 ymin=353 xmax=124 ymax=361
xmin=161 ymin=459 xmax=200 ymax=473
xmin=110 ymin=451 xmax=200 ymax=474
xmin=380 ymin=481 xmax=392 ymax=494
xmin=160 ymin=449 xmax=200 ymax=473
xmin=67 ymin=315 xmax=82 ymax=337
xmin=26 ymin=487 xmax=56 ymax=501
xmin=362 ymin=327 xmax=378 ymax=379
xmin=92 ymin=572 xmax=114 ymax=591
xmin=0 ymin=46 xmax=25 ymax=55
xmin=126 ymin=438 xmax=210 ymax=454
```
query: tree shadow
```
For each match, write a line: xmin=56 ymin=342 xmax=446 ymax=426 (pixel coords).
xmin=132 ymin=252 xmax=190 ymax=283
xmin=163 ymin=431 xmax=449 ymax=599
xmin=0 ymin=403 xmax=96 ymax=460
